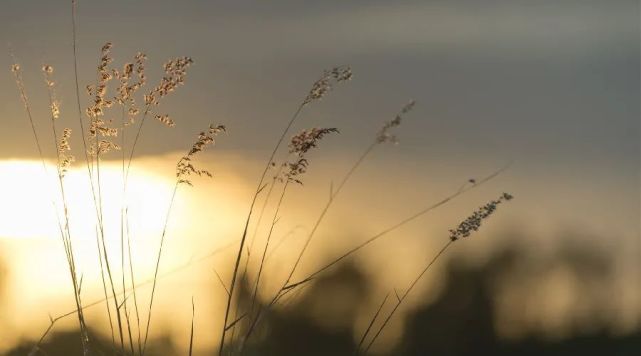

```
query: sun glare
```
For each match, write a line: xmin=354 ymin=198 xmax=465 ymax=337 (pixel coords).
xmin=0 ymin=159 xmax=175 ymax=242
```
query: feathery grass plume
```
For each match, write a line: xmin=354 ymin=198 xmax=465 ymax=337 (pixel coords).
xmin=86 ymin=42 xmax=120 ymax=158
xmin=83 ymin=45 xmax=195 ymax=353
xmin=125 ymin=54 xmax=194 ymax=189
xmin=363 ymin=193 xmax=515 ymax=353
xmin=10 ymin=62 xmax=47 ymax=166
xmin=376 ymin=100 xmax=415 ymax=144
xmin=87 ymin=42 xmax=115 ymax=118
xmin=221 ymin=67 xmax=352 ymax=355
xmin=280 ymin=127 xmax=339 ymax=184
xmin=87 ymin=42 xmax=127 ymax=353
xmin=241 ymin=102 xmax=416 ymax=346
xmin=144 ymin=56 xmax=193 ymax=106
xmin=449 ymin=192 xmax=513 ymax=241
xmin=42 ymin=65 xmax=61 ymax=119
xmin=155 ymin=114 xmax=175 ymax=127
xmin=140 ymin=56 xmax=193 ymax=129
xmin=142 ymin=123 xmax=226 ymax=355
xmin=277 ymin=164 xmax=512 ymax=302
xmin=112 ymin=51 xmax=148 ymax=356
xmin=246 ymin=127 xmax=339 ymax=329
xmin=58 ymin=128 xmax=75 ymax=177
xmin=13 ymin=57 xmax=90 ymax=354
xmin=39 ymin=62 xmax=87 ymax=346
xmin=283 ymin=100 xmax=415 ymax=280
xmin=303 ymin=66 xmax=352 ymax=105
xmin=176 ymin=124 xmax=227 ymax=186
xmin=42 ymin=64 xmax=75 ymax=178
xmin=113 ymin=52 xmax=147 ymax=126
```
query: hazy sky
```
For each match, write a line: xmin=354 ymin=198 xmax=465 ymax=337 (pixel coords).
xmin=1 ymin=0 xmax=637 ymax=160
xmin=1 ymin=0 xmax=638 ymax=236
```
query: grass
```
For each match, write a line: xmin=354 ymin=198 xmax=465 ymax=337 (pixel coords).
xmin=8 ymin=2 xmax=513 ymax=355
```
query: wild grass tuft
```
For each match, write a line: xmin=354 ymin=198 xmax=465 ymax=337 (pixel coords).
xmin=11 ymin=3 xmax=514 ymax=355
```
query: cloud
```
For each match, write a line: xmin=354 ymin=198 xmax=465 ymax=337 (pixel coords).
xmin=179 ymin=0 xmax=638 ymax=60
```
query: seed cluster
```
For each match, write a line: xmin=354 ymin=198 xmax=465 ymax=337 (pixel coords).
xmin=376 ymin=100 xmax=415 ymax=144
xmin=114 ymin=52 xmax=147 ymax=126
xmin=303 ymin=66 xmax=352 ymax=105
xmin=86 ymin=43 xmax=120 ymax=156
xmin=281 ymin=127 xmax=339 ymax=184
xmin=41 ymin=65 xmax=60 ymax=119
xmin=40 ymin=64 xmax=75 ymax=177
xmin=449 ymin=193 xmax=514 ymax=241
xmin=145 ymin=57 xmax=193 ymax=106
xmin=87 ymin=42 xmax=115 ymax=119
xmin=176 ymin=124 xmax=226 ymax=186
xmin=58 ymin=128 xmax=75 ymax=177
xmin=288 ymin=127 xmax=339 ymax=155
xmin=81 ymin=43 xmax=194 ymax=157
xmin=155 ymin=114 xmax=175 ymax=127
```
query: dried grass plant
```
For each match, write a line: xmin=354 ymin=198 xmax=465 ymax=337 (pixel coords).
xmin=9 ymin=2 xmax=514 ymax=355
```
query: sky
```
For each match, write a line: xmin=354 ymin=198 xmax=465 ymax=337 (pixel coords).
xmin=0 ymin=0 xmax=639 ymax=353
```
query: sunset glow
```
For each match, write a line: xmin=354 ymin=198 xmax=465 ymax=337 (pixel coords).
xmin=0 ymin=159 xmax=175 ymax=241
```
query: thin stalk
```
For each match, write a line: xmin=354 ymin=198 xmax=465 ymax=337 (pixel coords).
xmin=119 ymin=105 xmax=136 ymax=356
xmin=243 ymin=141 xmax=376 ymax=344
xmin=71 ymin=4 xmax=122 ymax=346
xmin=70 ymin=12 xmax=118 ymax=332
xmin=229 ymin=176 xmax=277 ymax=346
xmin=245 ymin=164 xmax=510 ymax=346
xmin=142 ymin=182 xmax=179 ymax=355
xmin=232 ymin=163 xmax=286 ymax=344
xmin=282 ymin=163 xmax=511 ymax=291
xmin=283 ymin=141 xmax=376 ymax=288
xmin=356 ymin=293 xmax=390 ymax=353
xmin=189 ymin=298 xmax=195 ymax=356
xmin=249 ymin=181 xmax=289 ymax=316
xmin=71 ymin=0 xmax=93 ymax=181
xmin=12 ymin=59 xmax=89 ymax=352
xmin=364 ymin=241 xmax=453 ymax=353
xmin=125 ymin=307 xmax=135 ymax=356
xmin=45 ymin=68 xmax=92 ymax=353
xmin=219 ymin=103 xmax=304 ymax=355
xmin=96 ymin=227 xmax=117 ymax=349
xmin=35 ymin=240 xmax=238 ymax=349
xmin=96 ymin=154 xmax=126 ymax=353
xmin=126 ymin=210 xmax=143 ymax=356
xmin=123 ymin=105 xmax=152 ymax=189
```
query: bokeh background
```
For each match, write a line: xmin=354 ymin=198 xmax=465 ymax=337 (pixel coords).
xmin=0 ymin=0 xmax=639 ymax=354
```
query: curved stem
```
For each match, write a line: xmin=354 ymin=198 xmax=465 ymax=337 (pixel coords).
xmin=364 ymin=241 xmax=452 ymax=353
xmin=283 ymin=163 xmax=511 ymax=291
xmin=356 ymin=293 xmax=390 ymax=353
xmin=243 ymin=141 xmax=377 ymax=344
xmin=219 ymin=103 xmax=304 ymax=355
xmin=142 ymin=182 xmax=179 ymax=355
xmin=249 ymin=182 xmax=289 ymax=316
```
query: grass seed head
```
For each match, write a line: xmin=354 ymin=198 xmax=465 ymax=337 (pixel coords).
xmin=376 ymin=100 xmax=415 ymax=144
xmin=281 ymin=127 xmax=339 ymax=184
xmin=176 ymin=124 xmax=226 ymax=186
xmin=303 ymin=66 xmax=352 ymax=105
xmin=449 ymin=193 xmax=514 ymax=241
